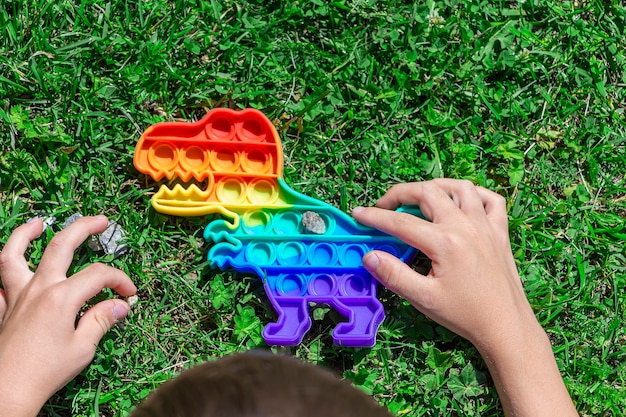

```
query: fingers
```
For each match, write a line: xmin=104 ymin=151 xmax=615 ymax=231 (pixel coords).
xmin=474 ymin=186 xmax=509 ymax=230
xmin=64 ymin=263 xmax=137 ymax=311
xmin=353 ymin=207 xmax=438 ymax=258
xmin=0 ymin=219 xmax=44 ymax=294
xmin=377 ymin=179 xmax=493 ymax=220
xmin=37 ymin=215 xmax=109 ymax=280
xmin=375 ymin=179 xmax=509 ymax=226
xmin=375 ymin=182 xmax=460 ymax=222
xmin=428 ymin=179 xmax=487 ymax=215
xmin=355 ymin=179 xmax=511 ymax=266
xmin=362 ymin=251 xmax=432 ymax=310
xmin=75 ymin=299 xmax=130 ymax=354
xmin=66 ymin=263 xmax=135 ymax=354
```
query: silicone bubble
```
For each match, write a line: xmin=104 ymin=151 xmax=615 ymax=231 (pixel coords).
xmin=273 ymin=211 xmax=301 ymax=235
xmin=237 ymin=117 xmax=266 ymax=142
xmin=340 ymin=274 xmax=370 ymax=296
xmin=180 ymin=146 xmax=210 ymax=172
xmin=308 ymin=242 xmax=339 ymax=266
xmin=241 ymin=148 xmax=273 ymax=174
xmin=308 ymin=274 xmax=337 ymax=296
xmin=245 ymin=241 xmax=276 ymax=265
xmin=375 ymin=243 xmax=401 ymax=258
xmin=206 ymin=114 xmax=236 ymax=141
xmin=277 ymin=241 xmax=307 ymax=266
xmin=216 ymin=178 xmax=246 ymax=204
xmin=247 ymin=179 xmax=278 ymax=205
xmin=148 ymin=143 xmax=178 ymax=171
xmin=210 ymin=147 xmax=241 ymax=173
xmin=242 ymin=210 xmax=272 ymax=233
xmin=277 ymin=274 xmax=306 ymax=296
xmin=339 ymin=244 xmax=369 ymax=266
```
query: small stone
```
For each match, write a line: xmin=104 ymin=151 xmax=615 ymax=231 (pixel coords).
xmin=126 ymin=295 xmax=139 ymax=308
xmin=302 ymin=211 xmax=326 ymax=234
xmin=62 ymin=213 xmax=83 ymax=228
xmin=63 ymin=213 xmax=128 ymax=258
xmin=98 ymin=221 xmax=128 ymax=257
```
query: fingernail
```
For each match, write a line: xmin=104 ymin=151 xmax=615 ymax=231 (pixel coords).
xmin=352 ymin=206 xmax=365 ymax=215
xmin=363 ymin=252 xmax=380 ymax=272
xmin=27 ymin=216 xmax=41 ymax=224
xmin=94 ymin=214 xmax=108 ymax=221
xmin=112 ymin=302 xmax=129 ymax=322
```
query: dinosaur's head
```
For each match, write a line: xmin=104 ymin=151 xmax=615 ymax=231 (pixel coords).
xmin=134 ymin=108 xmax=284 ymax=218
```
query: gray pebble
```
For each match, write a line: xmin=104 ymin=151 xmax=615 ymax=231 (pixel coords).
xmin=62 ymin=213 xmax=128 ymax=258
xmin=62 ymin=213 xmax=83 ymax=228
xmin=95 ymin=221 xmax=128 ymax=257
xmin=302 ymin=211 xmax=326 ymax=234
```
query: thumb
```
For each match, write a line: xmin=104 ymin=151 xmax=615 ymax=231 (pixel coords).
xmin=76 ymin=299 xmax=130 ymax=348
xmin=363 ymin=251 xmax=431 ymax=308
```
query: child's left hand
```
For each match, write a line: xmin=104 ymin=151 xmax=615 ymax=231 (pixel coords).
xmin=0 ymin=216 xmax=137 ymax=417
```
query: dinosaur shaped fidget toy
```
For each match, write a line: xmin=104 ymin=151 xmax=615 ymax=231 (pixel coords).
xmin=134 ymin=108 xmax=421 ymax=347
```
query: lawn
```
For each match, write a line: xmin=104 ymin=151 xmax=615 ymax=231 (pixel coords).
xmin=1 ymin=0 xmax=625 ymax=415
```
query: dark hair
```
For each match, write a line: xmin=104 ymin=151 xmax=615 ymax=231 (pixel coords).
xmin=130 ymin=350 xmax=392 ymax=417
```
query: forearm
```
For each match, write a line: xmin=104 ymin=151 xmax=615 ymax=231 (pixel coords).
xmin=353 ymin=180 xmax=578 ymax=415
xmin=476 ymin=322 xmax=578 ymax=417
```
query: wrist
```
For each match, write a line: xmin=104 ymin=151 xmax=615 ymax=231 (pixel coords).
xmin=472 ymin=310 xmax=547 ymax=358
xmin=473 ymin=320 xmax=577 ymax=416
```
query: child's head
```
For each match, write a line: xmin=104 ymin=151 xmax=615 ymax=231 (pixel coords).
xmin=130 ymin=350 xmax=392 ymax=417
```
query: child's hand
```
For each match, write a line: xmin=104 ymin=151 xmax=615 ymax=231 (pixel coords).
xmin=353 ymin=179 xmax=578 ymax=417
xmin=352 ymin=179 xmax=531 ymax=348
xmin=0 ymin=216 xmax=137 ymax=417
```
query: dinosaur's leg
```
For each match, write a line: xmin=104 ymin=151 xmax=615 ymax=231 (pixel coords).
xmin=331 ymin=274 xmax=385 ymax=348
xmin=262 ymin=282 xmax=311 ymax=346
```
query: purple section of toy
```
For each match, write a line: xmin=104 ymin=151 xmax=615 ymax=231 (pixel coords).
xmin=262 ymin=282 xmax=385 ymax=347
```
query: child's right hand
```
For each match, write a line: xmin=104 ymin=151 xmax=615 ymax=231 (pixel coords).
xmin=352 ymin=179 xmax=578 ymax=417
xmin=352 ymin=179 xmax=534 ymax=350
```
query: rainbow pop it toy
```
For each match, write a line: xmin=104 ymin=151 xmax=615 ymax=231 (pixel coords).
xmin=134 ymin=108 xmax=421 ymax=347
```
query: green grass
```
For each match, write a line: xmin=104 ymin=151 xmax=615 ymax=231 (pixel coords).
xmin=1 ymin=0 xmax=625 ymax=415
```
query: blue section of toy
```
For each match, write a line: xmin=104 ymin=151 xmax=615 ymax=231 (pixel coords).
xmin=204 ymin=180 xmax=422 ymax=280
